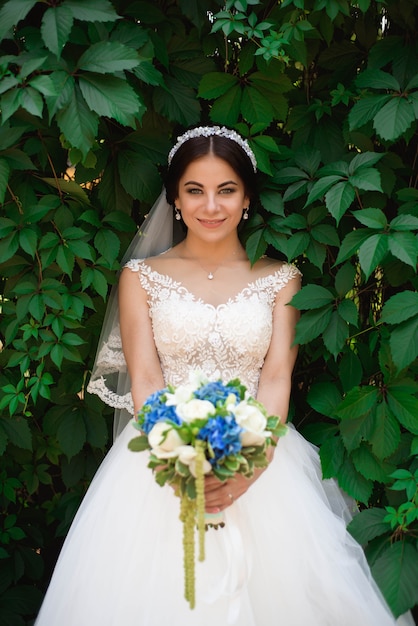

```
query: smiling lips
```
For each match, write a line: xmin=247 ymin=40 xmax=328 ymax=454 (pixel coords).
xmin=198 ymin=218 xmax=226 ymax=228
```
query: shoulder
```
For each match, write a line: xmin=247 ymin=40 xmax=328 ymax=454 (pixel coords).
xmin=252 ymin=257 xmax=302 ymax=282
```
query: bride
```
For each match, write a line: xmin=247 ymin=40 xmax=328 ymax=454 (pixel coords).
xmin=35 ymin=126 xmax=411 ymax=625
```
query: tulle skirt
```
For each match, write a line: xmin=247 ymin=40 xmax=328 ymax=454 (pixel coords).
xmin=35 ymin=423 xmax=412 ymax=626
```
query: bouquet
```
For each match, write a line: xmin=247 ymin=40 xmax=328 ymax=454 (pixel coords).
xmin=128 ymin=371 xmax=287 ymax=609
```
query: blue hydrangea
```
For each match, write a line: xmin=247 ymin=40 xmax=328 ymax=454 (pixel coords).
xmin=197 ymin=414 xmax=243 ymax=465
xmin=194 ymin=381 xmax=240 ymax=406
xmin=139 ymin=388 xmax=181 ymax=434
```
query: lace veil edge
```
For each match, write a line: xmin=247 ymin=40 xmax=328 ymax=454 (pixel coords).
xmin=87 ymin=189 xmax=182 ymax=439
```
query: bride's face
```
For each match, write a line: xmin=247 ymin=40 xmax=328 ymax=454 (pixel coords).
xmin=175 ymin=154 xmax=249 ymax=242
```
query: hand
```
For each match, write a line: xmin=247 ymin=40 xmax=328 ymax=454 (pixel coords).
xmin=203 ymin=472 xmax=256 ymax=513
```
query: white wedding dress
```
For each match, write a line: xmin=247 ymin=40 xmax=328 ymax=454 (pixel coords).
xmin=35 ymin=261 xmax=413 ymax=626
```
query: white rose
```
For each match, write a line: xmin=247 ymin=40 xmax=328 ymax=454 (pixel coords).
xmin=233 ymin=401 xmax=268 ymax=446
xmin=148 ymin=422 xmax=184 ymax=458
xmin=189 ymin=457 xmax=212 ymax=477
xmin=165 ymin=384 xmax=195 ymax=407
xmin=177 ymin=445 xmax=212 ymax=477
xmin=176 ymin=399 xmax=215 ymax=422
xmin=188 ymin=370 xmax=209 ymax=387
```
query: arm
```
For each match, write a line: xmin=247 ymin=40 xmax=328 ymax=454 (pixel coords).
xmin=118 ymin=266 xmax=165 ymax=414
xmin=205 ymin=272 xmax=301 ymax=512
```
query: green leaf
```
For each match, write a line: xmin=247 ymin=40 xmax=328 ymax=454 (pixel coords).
xmin=241 ymin=85 xmax=274 ymax=125
xmin=310 ymin=224 xmax=340 ymax=247
xmin=352 ymin=443 xmax=394 ymax=482
xmin=325 ymin=181 xmax=356 ymax=223
xmin=335 ymin=386 xmax=379 ymax=420
xmin=57 ymin=411 xmax=87 ymax=459
xmin=208 ymin=85 xmax=242 ymax=127
xmin=78 ymin=42 xmax=140 ymax=74
xmin=369 ymin=402 xmax=401 ymax=459
xmin=371 ymin=542 xmax=418 ymax=616
xmin=0 ymin=158 xmax=10 ymax=204
xmin=294 ymin=306 xmax=333 ymax=344
xmin=389 ymin=319 xmax=418 ymax=372
xmin=356 ymin=69 xmax=400 ymax=91
xmin=322 ymin=310 xmax=349 ymax=356
xmin=307 ymin=382 xmax=342 ymax=417
xmin=0 ymin=0 xmax=37 ymax=41
xmin=245 ymin=228 xmax=268 ymax=264
xmin=56 ymin=86 xmax=98 ymax=158
xmin=352 ymin=208 xmax=387 ymax=229
xmin=348 ymin=151 xmax=383 ymax=173
xmin=41 ymin=5 xmax=74 ymax=58
xmin=335 ymin=229 xmax=372 ymax=264
xmin=386 ymin=389 xmax=418 ymax=434
xmin=336 ymin=455 xmax=373 ymax=503
xmin=290 ymin=285 xmax=334 ymax=310
xmin=374 ymin=98 xmax=416 ymax=142
xmin=198 ymin=73 xmax=238 ymax=99
xmin=306 ymin=175 xmax=343 ymax=205
xmin=338 ymin=350 xmax=363 ymax=392
xmin=64 ymin=0 xmax=120 ymax=22
xmin=348 ymin=95 xmax=391 ymax=131
xmin=128 ymin=435 xmax=149 ymax=452
xmin=347 ymin=507 xmax=391 ymax=545
xmin=79 ymin=74 xmax=145 ymax=128
xmin=358 ymin=233 xmax=388 ymax=279
xmin=337 ymin=299 xmax=358 ymax=326
xmin=153 ymin=76 xmax=201 ymax=126
xmin=0 ymin=417 xmax=32 ymax=450
xmin=94 ymin=230 xmax=120 ymax=265
xmin=118 ymin=152 xmax=160 ymax=202
xmin=381 ymin=291 xmax=418 ymax=324
xmin=319 ymin=435 xmax=345 ymax=478
xmin=388 ymin=232 xmax=417 ymax=269
xmin=335 ymin=263 xmax=356 ymax=296
xmin=349 ymin=168 xmax=382 ymax=193
xmin=20 ymin=86 xmax=44 ymax=118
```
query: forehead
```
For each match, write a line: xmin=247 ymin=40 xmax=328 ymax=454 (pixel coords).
xmin=180 ymin=154 xmax=241 ymax=182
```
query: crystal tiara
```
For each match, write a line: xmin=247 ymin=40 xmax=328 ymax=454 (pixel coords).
xmin=168 ymin=126 xmax=257 ymax=172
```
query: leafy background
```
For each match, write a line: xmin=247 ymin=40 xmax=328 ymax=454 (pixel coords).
xmin=0 ymin=0 xmax=417 ymax=623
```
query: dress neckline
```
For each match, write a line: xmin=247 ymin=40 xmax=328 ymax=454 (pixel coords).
xmin=135 ymin=259 xmax=290 ymax=310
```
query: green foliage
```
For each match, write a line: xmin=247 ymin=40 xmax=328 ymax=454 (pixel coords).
xmin=0 ymin=0 xmax=417 ymax=622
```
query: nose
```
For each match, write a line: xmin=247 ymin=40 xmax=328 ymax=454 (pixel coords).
xmin=205 ymin=192 xmax=219 ymax=213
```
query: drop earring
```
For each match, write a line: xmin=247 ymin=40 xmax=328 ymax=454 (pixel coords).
xmin=242 ymin=207 xmax=249 ymax=220
xmin=174 ymin=207 xmax=181 ymax=221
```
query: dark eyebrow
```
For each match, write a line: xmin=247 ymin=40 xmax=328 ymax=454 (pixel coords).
xmin=183 ymin=180 xmax=238 ymax=188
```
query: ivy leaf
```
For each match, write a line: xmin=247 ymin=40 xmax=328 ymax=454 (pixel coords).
xmin=0 ymin=0 xmax=37 ymax=41
xmin=79 ymin=74 xmax=145 ymax=128
xmin=381 ymin=291 xmax=418 ymax=324
xmin=386 ymin=389 xmax=418 ymax=434
xmin=0 ymin=158 xmax=10 ymax=204
xmin=369 ymin=402 xmax=401 ymax=460
xmin=334 ymin=229 xmax=372 ymax=264
xmin=388 ymin=232 xmax=418 ymax=269
xmin=371 ymin=542 xmax=418 ymax=617
xmin=64 ymin=0 xmax=120 ymax=22
xmin=358 ymin=233 xmax=388 ymax=279
xmin=352 ymin=208 xmax=387 ymax=229
xmin=198 ymin=72 xmax=238 ymax=99
xmin=335 ymin=386 xmax=379 ymax=420
xmin=241 ymin=85 xmax=274 ymax=125
xmin=78 ymin=42 xmax=140 ymax=74
xmin=294 ymin=306 xmax=333 ymax=344
xmin=322 ymin=311 xmax=349 ymax=357
xmin=56 ymin=86 xmax=99 ymax=158
xmin=374 ymin=98 xmax=416 ymax=142
xmin=336 ymin=455 xmax=373 ymax=503
xmin=208 ymin=85 xmax=242 ymax=127
xmin=349 ymin=168 xmax=382 ymax=193
xmin=337 ymin=299 xmax=358 ymax=326
xmin=347 ymin=507 xmax=391 ymax=545
xmin=389 ymin=318 xmax=418 ymax=372
xmin=325 ymin=181 xmax=356 ymax=223
xmin=57 ymin=411 xmax=87 ymax=459
xmin=41 ymin=5 xmax=74 ymax=58
xmin=307 ymin=382 xmax=342 ymax=417
xmin=153 ymin=76 xmax=201 ymax=126
xmin=291 ymin=284 xmax=334 ymax=310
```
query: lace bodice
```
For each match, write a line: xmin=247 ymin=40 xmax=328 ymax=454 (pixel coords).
xmin=126 ymin=260 xmax=300 ymax=397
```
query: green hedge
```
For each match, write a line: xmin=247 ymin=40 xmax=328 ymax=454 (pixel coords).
xmin=0 ymin=0 xmax=417 ymax=623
